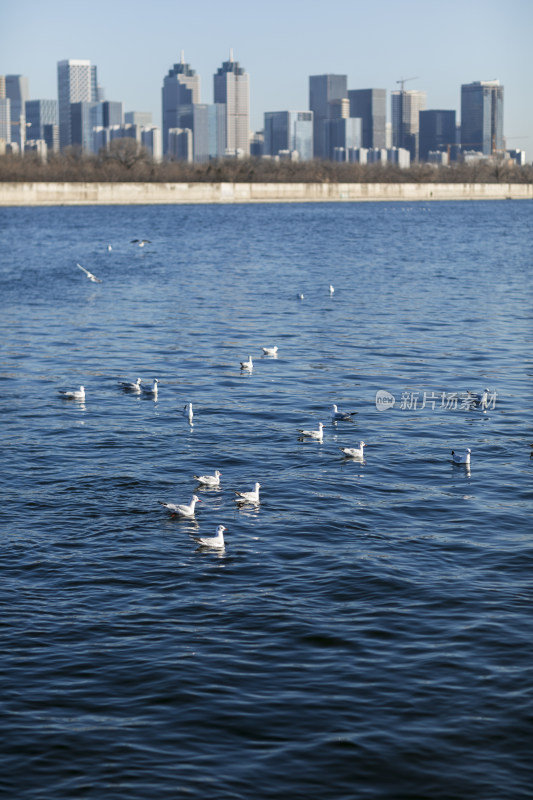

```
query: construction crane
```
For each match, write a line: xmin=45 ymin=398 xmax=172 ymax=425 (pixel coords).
xmin=396 ymin=76 xmax=419 ymax=91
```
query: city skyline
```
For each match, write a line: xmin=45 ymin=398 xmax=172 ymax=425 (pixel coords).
xmin=1 ymin=0 xmax=532 ymax=154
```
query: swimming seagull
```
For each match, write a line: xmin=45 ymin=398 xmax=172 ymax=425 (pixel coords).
xmin=58 ymin=385 xmax=85 ymax=400
xmin=193 ymin=470 xmax=221 ymax=488
xmin=467 ymin=388 xmax=490 ymax=410
xmin=329 ymin=284 xmax=335 ymax=294
xmin=183 ymin=403 xmax=193 ymax=424
xmin=297 ymin=293 xmax=304 ymax=300
xmin=240 ymin=355 xmax=253 ymax=370
xmin=131 ymin=239 xmax=151 ymax=247
xmin=262 ymin=346 xmax=278 ymax=356
xmin=142 ymin=379 xmax=158 ymax=396
xmin=235 ymin=482 xmax=261 ymax=504
xmin=159 ymin=494 xmax=201 ymax=517
xmin=340 ymin=441 xmax=366 ymax=459
xmin=76 ymin=263 xmax=101 ymax=283
xmin=452 ymin=448 xmax=471 ymax=465
xmin=118 ymin=377 xmax=142 ymax=392
xmin=331 ymin=404 xmax=356 ymax=422
xmin=298 ymin=422 xmax=324 ymax=441
xmin=193 ymin=525 xmax=226 ymax=549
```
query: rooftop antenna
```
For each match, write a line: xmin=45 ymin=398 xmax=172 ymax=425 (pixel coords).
xmin=229 ymin=47 xmax=234 ymax=62
xmin=180 ymin=50 xmax=185 ymax=64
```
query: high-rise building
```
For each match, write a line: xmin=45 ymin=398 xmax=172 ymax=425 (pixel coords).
xmin=0 ymin=97 xmax=10 ymax=144
xmin=102 ymin=101 xmax=123 ymax=128
xmin=214 ymin=51 xmax=250 ymax=156
xmin=391 ymin=89 xmax=426 ymax=160
xmin=57 ymin=60 xmax=98 ymax=150
xmin=348 ymin=89 xmax=386 ymax=148
xmin=418 ymin=110 xmax=456 ymax=162
xmin=324 ymin=117 xmax=362 ymax=161
xmin=162 ymin=53 xmax=200 ymax=155
xmin=309 ymin=74 xmax=347 ymax=159
xmin=70 ymin=101 xmax=102 ymax=152
xmin=25 ymin=100 xmax=58 ymax=152
xmin=125 ymin=111 xmax=153 ymax=127
xmin=461 ymin=80 xmax=504 ymax=155
xmin=263 ymin=111 xmax=313 ymax=160
xmin=5 ymin=75 xmax=30 ymax=147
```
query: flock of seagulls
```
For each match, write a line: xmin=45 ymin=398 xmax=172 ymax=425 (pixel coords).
xmin=59 ymin=271 xmax=484 ymax=548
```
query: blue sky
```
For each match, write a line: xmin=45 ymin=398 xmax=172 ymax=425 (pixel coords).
xmin=2 ymin=0 xmax=532 ymax=156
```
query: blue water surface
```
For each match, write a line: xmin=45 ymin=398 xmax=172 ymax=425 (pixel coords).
xmin=0 ymin=200 xmax=532 ymax=799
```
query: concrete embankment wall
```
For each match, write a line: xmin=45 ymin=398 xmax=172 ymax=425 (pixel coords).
xmin=0 ymin=181 xmax=531 ymax=206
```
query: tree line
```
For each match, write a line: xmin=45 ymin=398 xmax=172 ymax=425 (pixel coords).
xmin=1 ymin=140 xmax=531 ymax=184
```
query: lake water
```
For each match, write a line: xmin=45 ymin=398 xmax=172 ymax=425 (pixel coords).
xmin=0 ymin=199 xmax=532 ymax=799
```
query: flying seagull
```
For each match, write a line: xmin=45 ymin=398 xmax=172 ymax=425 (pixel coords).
xmin=131 ymin=239 xmax=151 ymax=247
xmin=76 ymin=263 xmax=101 ymax=283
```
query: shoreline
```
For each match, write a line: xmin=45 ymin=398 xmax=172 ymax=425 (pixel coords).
xmin=0 ymin=181 xmax=531 ymax=206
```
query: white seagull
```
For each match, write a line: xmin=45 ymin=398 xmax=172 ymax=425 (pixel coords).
xmin=329 ymin=284 xmax=335 ymax=294
xmin=76 ymin=263 xmax=101 ymax=283
xmin=142 ymin=379 xmax=158 ymax=396
xmin=240 ymin=355 xmax=253 ymax=370
xmin=262 ymin=346 xmax=278 ymax=356
xmin=235 ymin=482 xmax=261 ymax=504
xmin=340 ymin=441 xmax=366 ymax=459
xmin=118 ymin=377 xmax=142 ymax=392
xmin=297 ymin=293 xmax=304 ymax=300
xmin=193 ymin=470 xmax=221 ymax=488
xmin=131 ymin=239 xmax=151 ymax=247
xmin=58 ymin=385 xmax=85 ymax=401
xmin=331 ymin=404 xmax=356 ymax=422
xmin=452 ymin=448 xmax=471 ymax=465
xmin=193 ymin=525 xmax=226 ymax=549
xmin=183 ymin=403 xmax=193 ymax=424
xmin=159 ymin=494 xmax=201 ymax=517
xmin=298 ymin=422 xmax=324 ymax=441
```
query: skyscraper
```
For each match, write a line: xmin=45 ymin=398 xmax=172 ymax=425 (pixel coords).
xmin=418 ymin=110 xmax=456 ymax=162
xmin=57 ymin=60 xmax=97 ymax=150
xmin=348 ymin=89 xmax=386 ymax=149
xmin=162 ymin=53 xmax=200 ymax=155
xmin=25 ymin=99 xmax=58 ymax=152
xmin=213 ymin=51 xmax=250 ymax=156
xmin=309 ymin=75 xmax=348 ymax=159
xmin=5 ymin=75 xmax=29 ymax=147
xmin=461 ymin=80 xmax=504 ymax=155
xmin=263 ymin=111 xmax=313 ymax=160
xmin=391 ymin=89 xmax=426 ymax=160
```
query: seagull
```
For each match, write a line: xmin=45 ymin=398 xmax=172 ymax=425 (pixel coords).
xmin=131 ymin=239 xmax=151 ymax=247
xmin=76 ymin=263 xmax=101 ymax=283
xmin=262 ymin=346 xmax=278 ymax=356
xmin=340 ymin=441 xmax=366 ymax=459
xmin=452 ymin=448 xmax=471 ymax=465
xmin=235 ymin=482 xmax=261 ymax=504
xmin=159 ymin=494 xmax=201 ymax=517
xmin=298 ymin=422 xmax=324 ymax=441
xmin=329 ymin=284 xmax=335 ymax=294
xmin=58 ymin=385 xmax=85 ymax=400
xmin=331 ymin=404 xmax=356 ymax=422
xmin=193 ymin=525 xmax=226 ymax=549
xmin=118 ymin=377 xmax=142 ymax=392
xmin=240 ymin=355 xmax=253 ymax=370
xmin=297 ymin=293 xmax=304 ymax=300
xmin=107 ymin=245 xmax=112 ymax=252
xmin=193 ymin=470 xmax=221 ymax=488
xmin=142 ymin=379 xmax=158 ymax=396
xmin=183 ymin=403 xmax=193 ymax=424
